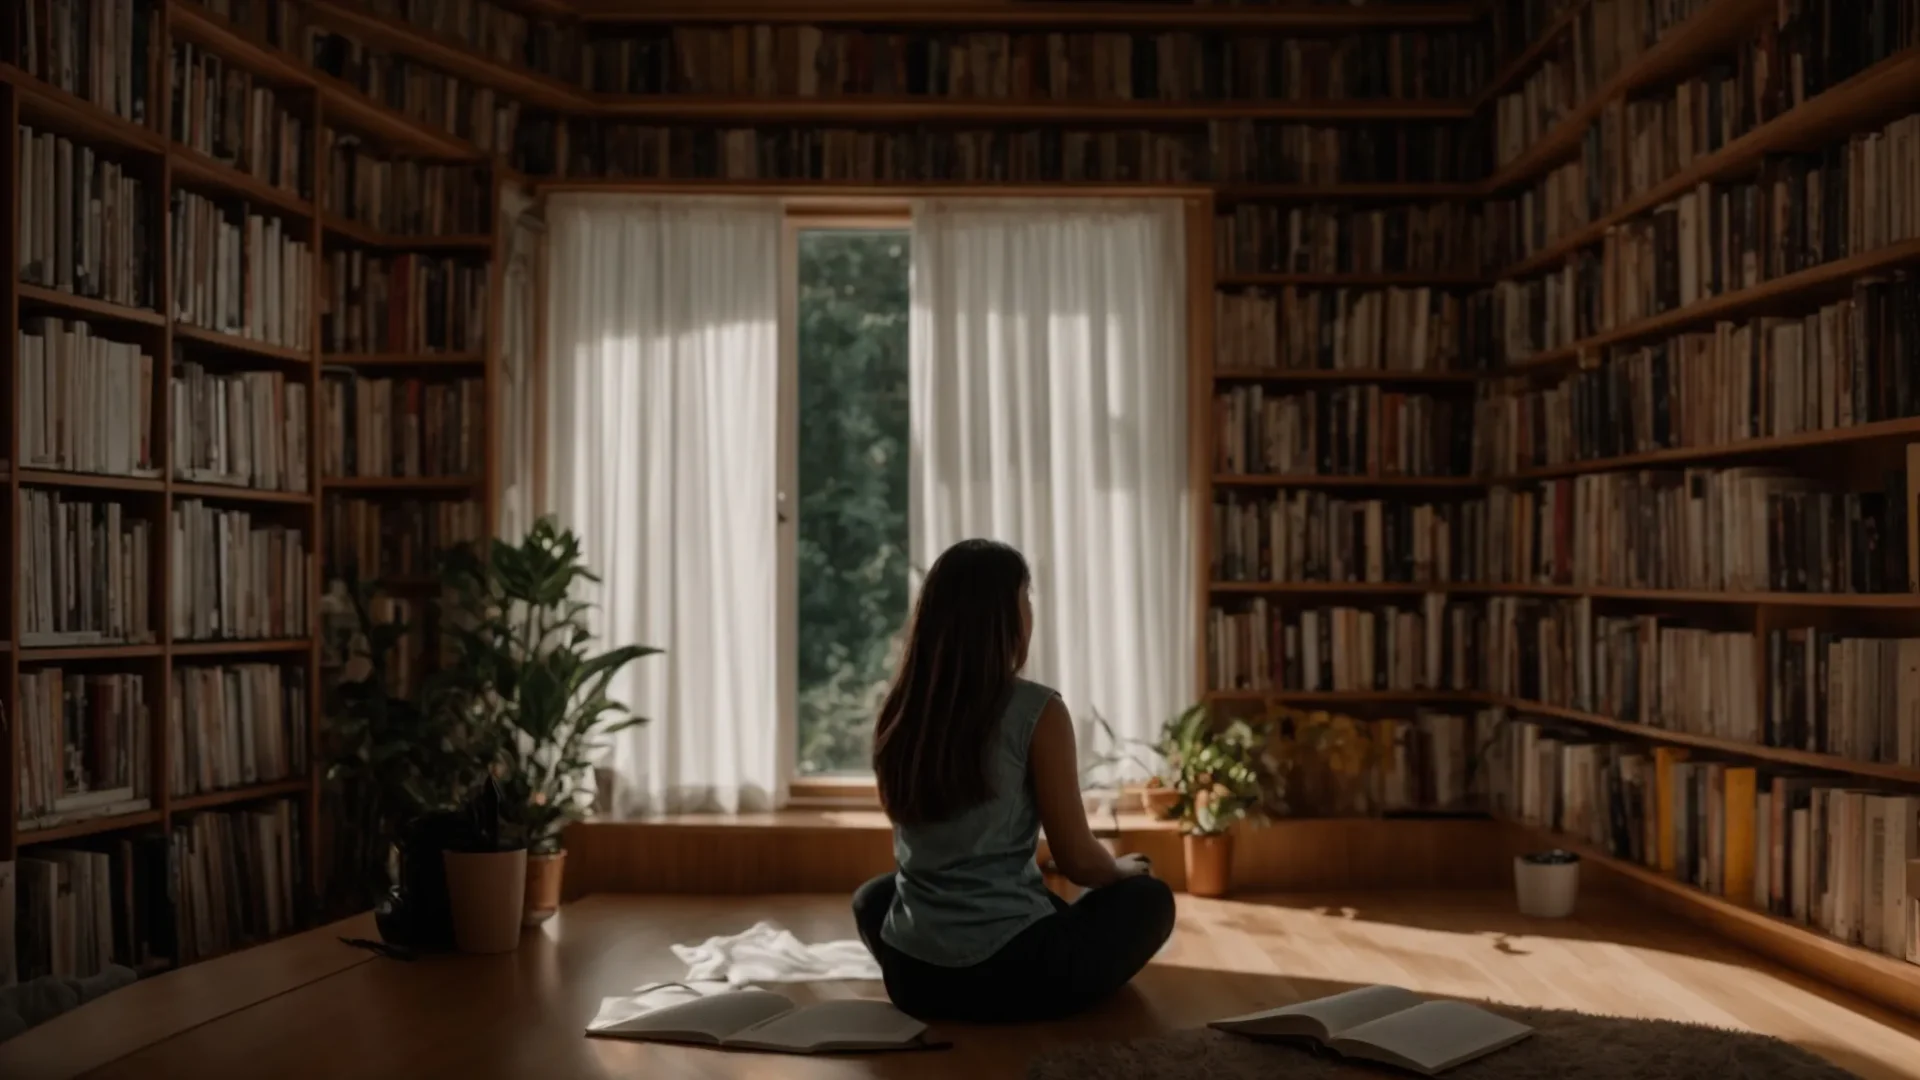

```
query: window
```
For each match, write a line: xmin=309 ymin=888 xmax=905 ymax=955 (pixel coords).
xmin=781 ymin=222 xmax=912 ymax=777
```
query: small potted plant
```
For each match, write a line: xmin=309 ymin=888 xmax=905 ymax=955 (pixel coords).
xmin=1156 ymin=703 xmax=1269 ymax=898
xmin=439 ymin=517 xmax=661 ymax=925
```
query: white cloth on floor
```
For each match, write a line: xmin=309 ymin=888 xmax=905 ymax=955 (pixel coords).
xmin=671 ymin=921 xmax=881 ymax=986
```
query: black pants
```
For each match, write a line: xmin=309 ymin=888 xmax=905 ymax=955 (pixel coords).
xmin=851 ymin=871 xmax=1175 ymax=1023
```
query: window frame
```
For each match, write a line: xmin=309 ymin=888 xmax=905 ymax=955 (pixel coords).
xmin=778 ymin=205 xmax=910 ymax=805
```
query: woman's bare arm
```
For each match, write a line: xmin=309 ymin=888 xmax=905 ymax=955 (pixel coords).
xmin=1030 ymin=696 xmax=1137 ymax=888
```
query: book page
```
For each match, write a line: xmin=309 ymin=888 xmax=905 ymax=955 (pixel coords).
xmin=1211 ymin=985 xmax=1425 ymax=1042
xmin=1329 ymin=1000 xmax=1533 ymax=1076
xmin=585 ymin=988 xmax=794 ymax=1044
xmin=724 ymin=999 xmax=928 ymax=1053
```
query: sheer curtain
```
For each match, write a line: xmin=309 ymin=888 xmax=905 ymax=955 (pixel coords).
xmin=909 ymin=199 xmax=1193 ymax=773
xmin=543 ymin=195 xmax=784 ymax=815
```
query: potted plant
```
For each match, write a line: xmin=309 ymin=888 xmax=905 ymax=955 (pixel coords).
xmin=323 ymin=579 xmax=505 ymax=917
xmin=1156 ymin=703 xmax=1269 ymax=898
xmin=439 ymin=775 xmax=531 ymax=953
xmin=439 ymin=517 xmax=660 ymax=926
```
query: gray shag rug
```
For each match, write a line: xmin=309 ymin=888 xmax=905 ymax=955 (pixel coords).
xmin=1026 ymin=1006 xmax=1860 ymax=1079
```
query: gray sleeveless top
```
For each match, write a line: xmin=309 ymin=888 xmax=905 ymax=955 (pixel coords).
xmin=879 ymin=678 xmax=1060 ymax=967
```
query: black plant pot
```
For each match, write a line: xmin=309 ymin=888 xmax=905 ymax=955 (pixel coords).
xmin=374 ymin=810 xmax=469 ymax=951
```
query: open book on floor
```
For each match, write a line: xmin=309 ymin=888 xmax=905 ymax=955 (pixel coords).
xmin=1211 ymin=985 xmax=1533 ymax=1076
xmin=585 ymin=986 xmax=941 ymax=1054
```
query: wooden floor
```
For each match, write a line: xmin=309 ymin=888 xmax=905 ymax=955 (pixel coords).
xmin=53 ymin=889 xmax=1920 ymax=1079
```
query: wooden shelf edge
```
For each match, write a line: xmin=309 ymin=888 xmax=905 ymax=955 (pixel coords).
xmin=19 ymin=642 xmax=164 ymax=662
xmin=169 ymin=639 xmax=315 ymax=657
xmin=1216 ymin=271 xmax=1486 ymax=287
xmin=1478 ymin=695 xmax=1920 ymax=785
xmin=17 ymin=469 xmax=166 ymax=493
xmin=1498 ymin=816 xmax=1920 ymax=1020
xmin=1213 ymin=368 xmax=1481 ymax=384
xmin=322 ymin=215 xmax=493 ymax=251
xmin=168 ymin=147 xmax=317 ymax=219
xmin=168 ymin=2 xmax=320 ymax=88
xmin=172 ymin=323 xmax=314 ymax=363
xmin=1 ymin=64 xmax=167 ymax=152
xmin=1498 ymin=415 xmax=1920 ymax=481
xmin=318 ymin=352 xmax=486 ymax=366
xmin=170 ymin=778 xmax=313 ymax=812
xmin=571 ymin=2 xmax=1485 ymax=28
xmin=17 ymin=283 xmax=167 ymax=326
xmin=1505 ymin=235 xmax=1920 ymax=371
xmin=1211 ymin=474 xmax=1481 ymax=489
xmin=17 ymin=809 xmax=164 ymax=845
xmin=170 ymin=481 xmax=316 ymax=505
xmin=584 ymin=96 xmax=1478 ymax=122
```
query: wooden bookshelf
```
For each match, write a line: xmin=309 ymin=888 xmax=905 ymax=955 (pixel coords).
xmin=587 ymin=97 xmax=1479 ymax=123
xmin=1500 ymin=44 xmax=1920 ymax=279
xmin=569 ymin=2 xmax=1487 ymax=28
xmin=1216 ymin=271 xmax=1486 ymax=288
xmin=1212 ymin=368 xmax=1481 ymax=385
xmin=1212 ymin=474 xmax=1481 ymax=489
xmin=1481 ymin=0 xmax=1772 ymax=194
xmin=0 ymin=0 xmax=499 ymax=996
xmin=1499 ymin=815 xmax=1920 ymax=1019
xmin=1480 ymin=695 xmax=1920 ymax=786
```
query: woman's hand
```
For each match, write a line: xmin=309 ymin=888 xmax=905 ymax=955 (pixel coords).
xmin=1113 ymin=853 xmax=1154 ymax=879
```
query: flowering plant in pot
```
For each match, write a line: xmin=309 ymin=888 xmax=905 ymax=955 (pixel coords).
xmin=1155 ymin=703 xmax=1270 ymax=897
xmin=438 ymin=517 xmax=660 ymax=925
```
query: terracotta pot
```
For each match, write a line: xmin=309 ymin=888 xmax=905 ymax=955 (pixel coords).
xmin=442 ymin=849 xmax=528 ymax=954
xmin=524 ymin=849 xmax=567 ymax=926
xmin=1140 ymin=786 xmax=1181 ymax=819
xmin=1183 ymin=832 xmax=1234 ymax=898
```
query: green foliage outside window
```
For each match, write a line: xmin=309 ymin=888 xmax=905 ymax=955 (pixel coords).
xmin=795 ymin=229 xmax=911 ymax=775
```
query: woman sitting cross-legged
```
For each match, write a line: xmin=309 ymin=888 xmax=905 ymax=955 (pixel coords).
xmin=851 ymin=538 xmax=1176 ymax=1023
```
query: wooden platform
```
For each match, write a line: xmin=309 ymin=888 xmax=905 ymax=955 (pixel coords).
xmin=8 ymin=889 xmax=1920 ymax=1079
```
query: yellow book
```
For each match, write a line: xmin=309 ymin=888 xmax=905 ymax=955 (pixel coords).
xmin=1654 ymin=747 xmax=1690 ymax=875
xmin=1722 ymin=767 xmax=1758 ymax=904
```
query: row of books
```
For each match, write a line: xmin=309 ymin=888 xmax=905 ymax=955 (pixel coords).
xmin=1479 ymin=594 xmax=1920 ymax=767
xmin=171 ymin=190 xmax=313 ymax=349
xmin=1490 ymin=0 xmax=1714 ymax=168
xmin=1487 ymin=719 xmax=1920 ymax=962
xmin=320 ymin=251 xmax=491 ymax=355
xmin=20 ymin=490 xmax=155 ymax=647
xmin=318 ymin=375 xmax=485 ymax=479
xmin=1490 ymin=0 xmax=1579 ymax=63
xmin=1370 ymin=709 xmax=1501 ymax=815
xmin=169 ymin=499 xmax=312 ymax=642
xmin=558 ymin=120 xmax=1483 ymax=184
xmin=173 ymin=359 xmax=312 ymax=493
xmin=170 ymin=39 xmax=309 ymax=198
xmin=169 ymin=664 xmax=310 ymax=797
xmin=1206 ymin=596 xmax=1479 ymax=693
xmin=17 ymin=127 xmax=158 ymax=311
xmin=1474 ymin=467 xmax=1914 ymax=595
xmin=15 ymin=0 xmax=156 ymax=125
xmin=1211 ymin=491 xmax=1472 ymax=586
xmin=323 ymin=497 xmax=485 ymax=582
xmin=322 ymin=130 xmax=492 ymax=238
xmin=7 ymin=799 xmax=305 ymax=983
xmin=16 ymin=670 xmax=152 ymax=828
xmin=1213 ymin=286 xmax=1490 ymax=373
xmin=1213 ymin=203 xmax=1487 ymax=277
xmin=301 ymin=22 xmax=525 ymax=160
xmin=17 ymin=317 xmax=159 ymax=479
xmin=363 ymin=0 xmax=573 ymax=80
xmin=1471 ymin=276 xmax=1920 ymax=476
xmin=1213 ymin=386 xmax=1472 ymax=477
xmin=580 ymin=27 xmax=1488 ymax=102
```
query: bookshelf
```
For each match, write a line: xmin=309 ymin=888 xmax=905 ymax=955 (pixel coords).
xmin=2 ymin=0 xmax=500 ymax=989
xmin=3 ymin=0 xmax=1916 ymax=1026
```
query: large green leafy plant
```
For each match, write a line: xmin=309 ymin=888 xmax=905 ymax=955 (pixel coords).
xmin=323 ymin=581 xmax=504 ymax=912
xmin=1155 ymin=703 xmax=1271 ymax=837
xmin=439 ymin=517 xmax=659 ymax=853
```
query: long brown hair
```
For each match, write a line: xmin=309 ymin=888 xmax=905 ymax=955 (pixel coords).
xmin=873 ymin=539 xmax=1031 ymax=825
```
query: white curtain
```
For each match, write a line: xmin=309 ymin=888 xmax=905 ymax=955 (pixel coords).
xmin=909 ymin=199 xmax=1193 ymax=776
xmin=543 ymin=195 xmax=784 ymax=815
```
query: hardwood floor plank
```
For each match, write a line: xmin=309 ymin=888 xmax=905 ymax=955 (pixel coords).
xmin=69 ymin=891 xmax=1920 ymax=1080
